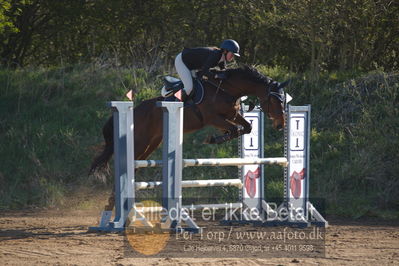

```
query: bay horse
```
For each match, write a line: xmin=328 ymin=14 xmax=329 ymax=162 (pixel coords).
xmin=89 ymin=65 xmax=287 ymax=176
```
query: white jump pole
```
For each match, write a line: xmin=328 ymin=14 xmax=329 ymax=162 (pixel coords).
xmin=135 ymin=157 xmax=288 ymax=168
xmin=135 ymin=179 xmax=243 ymax=190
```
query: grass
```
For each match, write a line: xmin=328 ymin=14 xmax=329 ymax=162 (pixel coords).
xmin=0 ymin=63 xmax=398 ymax=219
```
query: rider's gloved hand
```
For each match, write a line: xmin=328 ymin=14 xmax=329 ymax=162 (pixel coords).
xmin=197 ymin=71 xmax=209 ymax=80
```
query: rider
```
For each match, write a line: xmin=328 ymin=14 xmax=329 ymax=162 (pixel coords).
xmin=174 ymin=39 xmax=240 ymax=102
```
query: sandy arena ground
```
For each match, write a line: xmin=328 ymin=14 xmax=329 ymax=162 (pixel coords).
xmin=1 ymin=195 xmax=398 ymax=266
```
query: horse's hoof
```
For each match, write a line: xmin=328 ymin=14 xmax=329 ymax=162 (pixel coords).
xmin=204 ymin=135 xmax=216 ymax=144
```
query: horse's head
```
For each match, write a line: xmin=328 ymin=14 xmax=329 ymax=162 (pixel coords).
xmin=224 ymin=66 xmax=287 ymax=130
xmin=259 ymin=81 xmax=287 ymax=131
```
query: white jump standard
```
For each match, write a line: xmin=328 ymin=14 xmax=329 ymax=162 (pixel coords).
xmin=226 ymin=104 xmax=328 ymax=227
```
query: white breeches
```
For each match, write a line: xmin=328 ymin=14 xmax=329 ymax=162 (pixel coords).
xmin=175 ymin=53 xmax=193 ymax=95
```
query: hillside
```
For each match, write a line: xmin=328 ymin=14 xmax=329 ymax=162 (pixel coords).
xmin=0 ymin=64 xmax=397 ymax=218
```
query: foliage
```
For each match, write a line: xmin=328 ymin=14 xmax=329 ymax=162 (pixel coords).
xmin=0 ymin=0 xmax=397 ymax=74
xmin=258 ymin=67 xmax=399 ymax=217
xmin=0 ymin=64 xmax=139 ymax=207
xmin=310 ymin=71 xmax=399 ymax=214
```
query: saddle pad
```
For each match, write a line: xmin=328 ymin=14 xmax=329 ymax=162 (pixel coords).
xmin=164 ymin=79 xmax=205 ymax=106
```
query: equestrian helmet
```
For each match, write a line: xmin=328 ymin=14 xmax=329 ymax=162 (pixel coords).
xmin=220 ymin=39 xmax=240 ymax=57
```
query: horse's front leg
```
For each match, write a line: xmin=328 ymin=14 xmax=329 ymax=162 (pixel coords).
xmin=232 ymin=113 xmax=252 ymax=135
xmin=204 ymin=115 xmax=242 ymax=144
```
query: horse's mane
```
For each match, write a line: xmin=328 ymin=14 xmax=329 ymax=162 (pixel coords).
xmin=225 ymin=65 xmax=272 ymax=85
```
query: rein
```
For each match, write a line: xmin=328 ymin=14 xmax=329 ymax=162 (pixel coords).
xmin=212 ymin=80 xmax=223 ymax=102
xmin=203 ymin=76 xmax=284 ymax=116
xmin=204 ymin=78 xmax=245 ymax=99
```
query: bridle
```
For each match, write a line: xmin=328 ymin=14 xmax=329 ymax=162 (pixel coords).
xmin=259 ymin=85 xmax=285 ymax=118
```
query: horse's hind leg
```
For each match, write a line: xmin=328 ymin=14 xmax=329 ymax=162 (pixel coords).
xmin=89 ymin=116 xmax=114 ymax=176
xmin=136 ymin=136 xmax=162 ymax=160
xmin=103 ymin=136 xmax=161 ymax=212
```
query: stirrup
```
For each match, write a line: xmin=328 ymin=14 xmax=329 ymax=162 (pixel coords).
xmin=161 ymin=86 xmax=174 ymax=97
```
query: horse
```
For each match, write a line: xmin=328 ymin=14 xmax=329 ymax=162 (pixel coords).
xmin=89 ymin=65 xmax=287 ymax=176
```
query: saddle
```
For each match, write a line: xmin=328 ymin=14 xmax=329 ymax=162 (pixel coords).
xmin=161 ymin=76 xmax=204 ymax=105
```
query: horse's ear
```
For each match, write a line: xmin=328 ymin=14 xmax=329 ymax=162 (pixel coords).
xmin=279 ymin=80 xmax=290 ymax=88
xmin=247 ymin=101 xmax=255 ymax=112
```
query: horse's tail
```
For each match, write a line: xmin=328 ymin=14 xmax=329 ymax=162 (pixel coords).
xmin=89 ymin=116 xmax=114 ymax=176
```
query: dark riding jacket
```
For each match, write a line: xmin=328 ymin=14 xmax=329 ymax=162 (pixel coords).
xmin=182 ymin=47 xmax=225 ymax=77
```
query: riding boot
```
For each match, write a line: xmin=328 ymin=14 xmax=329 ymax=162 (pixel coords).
xmin=181 ymin=89 xmax=191 ymax=103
